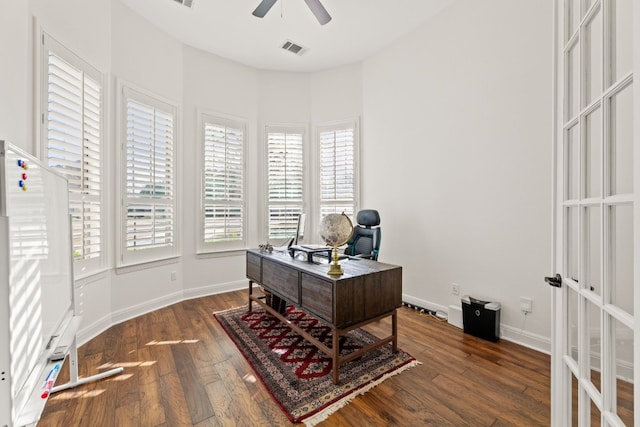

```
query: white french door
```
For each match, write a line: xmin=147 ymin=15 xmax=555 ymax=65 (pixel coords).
xmin=551 ymin=0 xmax=637 ymax=425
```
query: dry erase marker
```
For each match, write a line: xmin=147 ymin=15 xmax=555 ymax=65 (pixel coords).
xmin=42 ymin=369 xmax=53 ymax=387
xmin=41 ymin=364 xmax=60 ymax=398
xmin=41 ymin=380 xmax=53 ymax=398
xmin=43 ymin=364 xmax=59 ymax=383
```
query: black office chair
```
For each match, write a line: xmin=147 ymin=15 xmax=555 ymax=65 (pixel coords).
xmin=344 ymin=209 xmax=381 ymax=260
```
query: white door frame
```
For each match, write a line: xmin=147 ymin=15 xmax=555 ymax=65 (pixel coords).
xmin=551 ymin=0 xmax=638 ymax=425
xmin=550 ymin=0 xmax=563 ymax=424
xmin=633 ymin=0 xmax=640 ymax=423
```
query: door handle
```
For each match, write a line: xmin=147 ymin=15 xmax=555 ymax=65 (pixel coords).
xmin=544 ymin=273 xmax=562 ymax=288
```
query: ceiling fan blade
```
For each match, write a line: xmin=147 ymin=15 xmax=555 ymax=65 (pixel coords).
xmin=303 ymin=0 xmax=332 ymax=25
xmin=252 ymin=0 xmax=278 ymax=18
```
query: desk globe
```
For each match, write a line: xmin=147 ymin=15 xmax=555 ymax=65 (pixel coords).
xmin=319 ymin=212 xmax=354 ymax=275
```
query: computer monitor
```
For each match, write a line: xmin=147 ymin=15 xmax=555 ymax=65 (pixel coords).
xmin=293 ymin=213 xmax=306 ymax=245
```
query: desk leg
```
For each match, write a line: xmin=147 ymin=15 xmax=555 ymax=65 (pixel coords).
xmin=248 ymin=280 xmax=253 ymax=312
xmin=392 ymin=310 xmax=398 ymax=353
xmin=332 ymin=331 xmax=340 ymax=384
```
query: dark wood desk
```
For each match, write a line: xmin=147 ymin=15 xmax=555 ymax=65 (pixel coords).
xmin=246 ymin=249 xmax=402 ymax=384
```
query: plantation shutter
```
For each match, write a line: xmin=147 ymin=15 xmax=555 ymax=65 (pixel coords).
xmin=43 ymin=35 xmax=102 ymax=268
xmin=319 ymin=126 xmax=356 ymax=219
xmin=122 ymin=88 xmax=177 ymax=264
xmin=267 ymin=129 xmax=304 ymax=239
xmin=202 ymin=116 xmax=245 ymax=249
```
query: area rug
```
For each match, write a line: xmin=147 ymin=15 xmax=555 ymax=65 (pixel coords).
xmin=214 ymin=305 xmax=420 ymax=426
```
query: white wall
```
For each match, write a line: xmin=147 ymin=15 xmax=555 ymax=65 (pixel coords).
xmin=181 ymin=46 xmax=259 ymax=297
xmin=362 ymin=0 xmax=553 ymax=348
xmin=0 ymin=1 xmax=30 ymax=151
xmin=6 ymin=0 xmax=556 ymax=352
xmin=306 ymin=65 xmax=364 ymax=236
xmin=109 ymin=1 xmax=185 ymax=320
xmin=310 ymin=64 xmax=362 ymax=124
xmin=31 ymin=0 xmax=111 ymax=72
xmin=27 ymin=0 xmax=113 ymax=342
xmin=1 ymin=0 xmax=111 ymax=153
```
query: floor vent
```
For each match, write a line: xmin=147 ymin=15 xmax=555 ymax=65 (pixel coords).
xmin=173 ymin=0 xmax=195 ymax=8
xmin=281 ymin=40 xmax=307 ymax=56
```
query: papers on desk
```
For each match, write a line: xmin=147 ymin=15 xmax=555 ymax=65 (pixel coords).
xmin=301 ymin=244 xmax=331 ymax=250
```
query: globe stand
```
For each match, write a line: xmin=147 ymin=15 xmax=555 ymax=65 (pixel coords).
xmin=319 ymin=212 xmax=354 ymax=276
xmin=327 ymin=245 xmax=343 ymax=275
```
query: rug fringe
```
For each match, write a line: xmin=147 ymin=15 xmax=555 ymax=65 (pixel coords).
xmin=213 ymin=306 xmax=250 ymax=316
xmin=302 ymin=360 xmax=422 ymax=427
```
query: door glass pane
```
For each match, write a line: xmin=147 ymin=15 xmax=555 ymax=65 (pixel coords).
xmin=609 ymin=83 xmax=633 ymax=195
xmin=585 ymin=206 xmax=601 ymax=295
xmin=609 ymin=204 xmax=633 ymax=315
xmin=568 ymin=43 xmax=581 ymax=119
xmin=587 ymin=300 xmax=602 ymax=393
xmin=584 ymin=0 xmax=595 ymax=13
xmin=610 ymin=0 xmax=633 ymax=85
xmin=567 ymin=207 xmax=580 ymax=281
xmin=571 ymin=373 xmax=579 ymax=426
xmin=590 ymin=397 xmax=602 ymax=426
xmin=568 ymin=287 xmax=579 ymax=363
xmin=567 ymin=124 xmax=580 ymax=200
xmin=568 ymin=0 xmax=581 ymax=38
xmin=585 ymin=9 xmax=602 ymax=106
xmin=585 ymin=107 xmax=602 ymax=198
xmin=612 ymin=316 xmax=634 ymax=426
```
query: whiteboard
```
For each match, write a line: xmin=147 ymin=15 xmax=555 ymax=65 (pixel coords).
xmin=0 ymin=141 xmax=74 ymax=426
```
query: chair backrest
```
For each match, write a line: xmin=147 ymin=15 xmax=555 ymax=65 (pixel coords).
xmin=344 ymin=209 xmax=381 ymax=260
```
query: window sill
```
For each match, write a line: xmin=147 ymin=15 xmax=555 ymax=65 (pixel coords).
xmin=196 ymin=248 xmax=247 ymax=259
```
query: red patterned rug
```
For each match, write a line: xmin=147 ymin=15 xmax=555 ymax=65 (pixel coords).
xmin=214 ymin=305 xmax=419 ymax=426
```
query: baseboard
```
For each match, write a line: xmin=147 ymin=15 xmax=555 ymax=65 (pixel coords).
xmin=500 ymin=324 xmax=550 ymax=354
xmin=77 ymin=281 xmax=248 ymax=346
xmin=402 ymin=294 xmax=448 ymax=314
xmin=76 ymin=313 xmax=113 ymax=347
xmin=77 ymin=287 xmax=552 ymax=356
xmin=183 ymin=280 xmax=246 ymax=301
xmin=403 ymin=294 xmax=550 ymax=355
xmin=111 ymin=290 xmax=185 ymax=328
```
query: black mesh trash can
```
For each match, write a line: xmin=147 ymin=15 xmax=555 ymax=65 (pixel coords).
xmin=461 ymin=295 xmax=500 ymax=342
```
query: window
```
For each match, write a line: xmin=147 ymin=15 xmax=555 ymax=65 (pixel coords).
xmin=318 ymin=122 xmax=358 ymax=220
xmin=266 ymin=127 xmax=305 ymax=240
xmin=120 ymin=86 xmax=178 ymax=265
xmin=200 ymin=113 xmax=246 ymax=252
xmin=41 ymin=33 xmax=103 ymax=274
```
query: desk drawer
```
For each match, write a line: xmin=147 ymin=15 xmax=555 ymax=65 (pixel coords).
xmin=301 ymin=274 xmax=333 ymax=323
xmin=262 ymin=259 xmax=299 ymax=304
xmin=246 ymin=252 xmax=262 ymax=282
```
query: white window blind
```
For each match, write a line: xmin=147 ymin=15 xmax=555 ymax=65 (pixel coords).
xmin=267 ymin=128 xmax=304 ymax=239
xmin=319 ymin=125 xmax=357 ymax=219
xmin=122 ymin=88 xmax=177 ymax=264
xmin=42 ymin=34 xmax=103 ymax=270
xmin=201 ymin=115 xmax=245 ymax=250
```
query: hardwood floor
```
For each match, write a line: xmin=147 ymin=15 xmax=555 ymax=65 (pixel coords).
xmin=40 ymin=290 xmax=551 ymax=426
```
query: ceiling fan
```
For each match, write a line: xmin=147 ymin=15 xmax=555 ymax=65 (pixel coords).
xmin=252 ymin=0 xmax=332 ymax=25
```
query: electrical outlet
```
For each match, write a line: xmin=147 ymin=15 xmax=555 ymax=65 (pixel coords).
xmin=171 ymin=271 xmax=177 ymax=281
xmin=520 ymin=296 xmax=532 ymax=314
xmin=452 ymin=283 xmax=460 ymax=296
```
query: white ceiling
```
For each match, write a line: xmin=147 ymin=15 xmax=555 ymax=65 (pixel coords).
xmin=119 ymin=0 xmax=455 ymax=72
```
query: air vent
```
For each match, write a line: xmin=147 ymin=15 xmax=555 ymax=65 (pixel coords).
xmin=173 ymin=0 xmax=195 ymax=8
xmin=281 ymin=40 xmax=307 ymax=56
